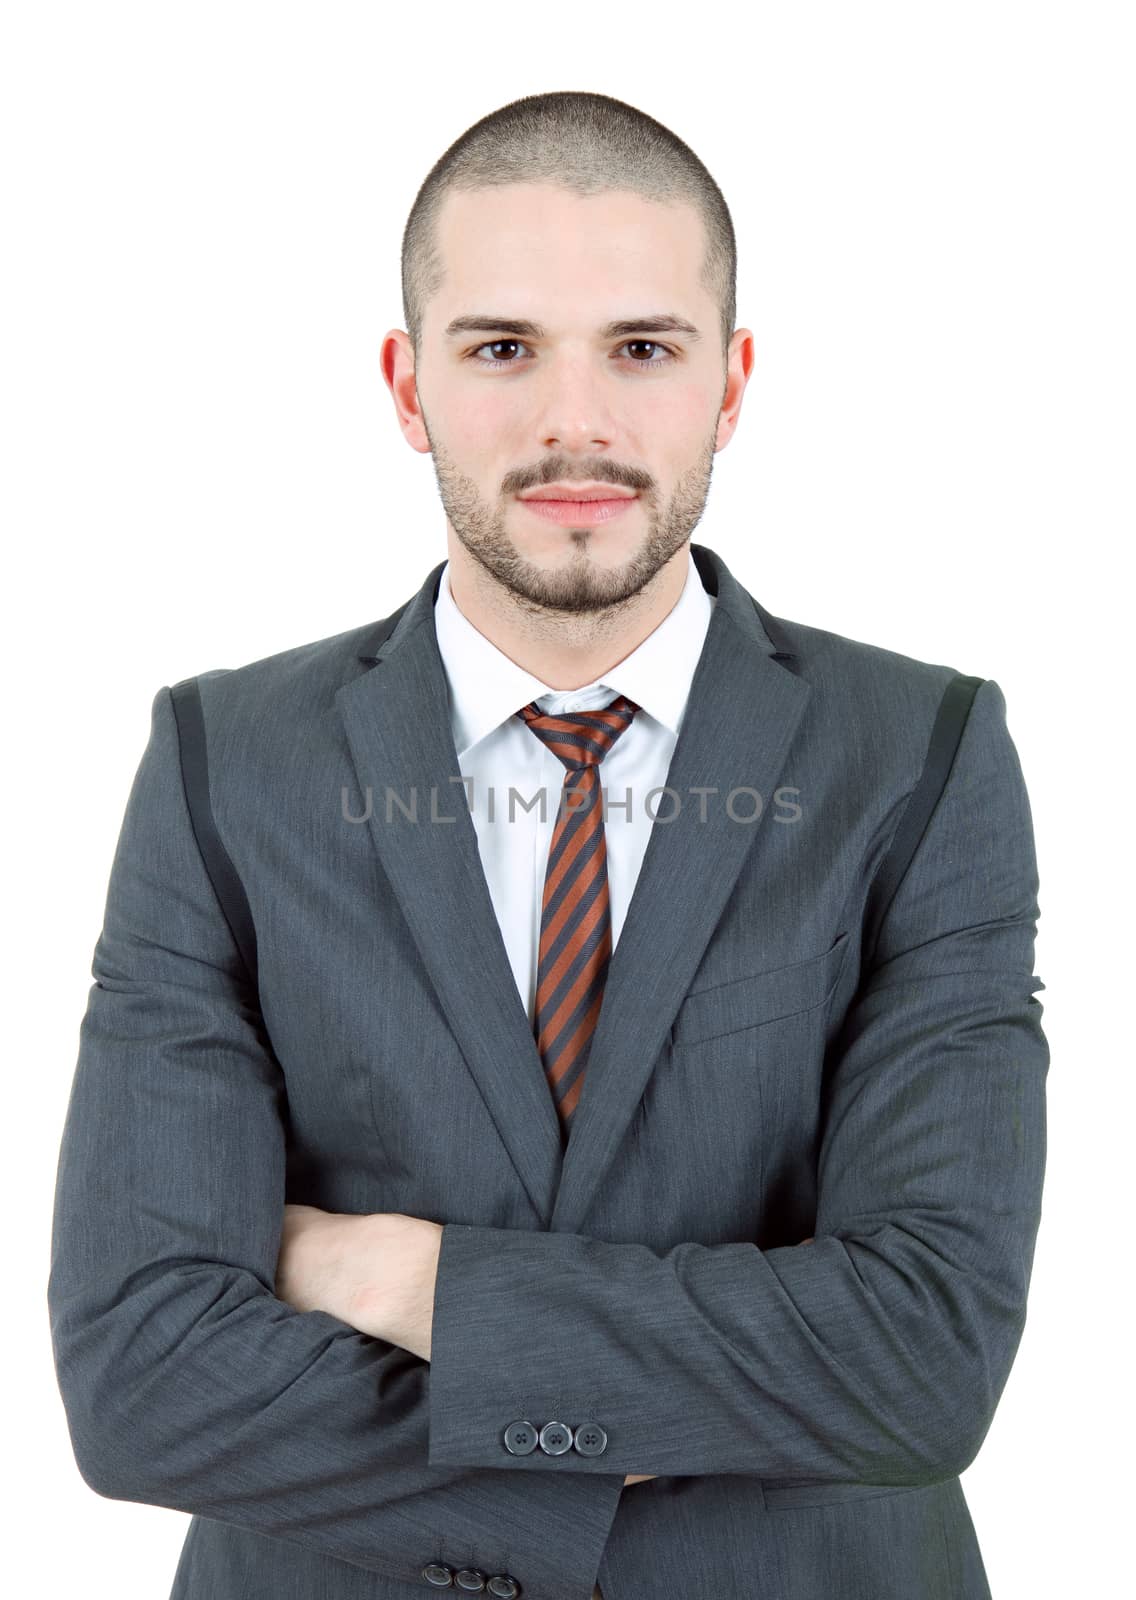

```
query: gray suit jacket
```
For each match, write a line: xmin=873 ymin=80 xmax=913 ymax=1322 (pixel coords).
xmin=48 ymin=542 xmax=1048 ymax=1600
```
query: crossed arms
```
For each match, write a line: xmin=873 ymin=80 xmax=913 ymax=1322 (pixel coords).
xmin=271 ymin=1203 xmax=817 ymax=1486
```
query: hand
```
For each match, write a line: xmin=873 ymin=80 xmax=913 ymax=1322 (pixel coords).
xmin=343 ymin=1212 xmax=444 ymax=1362
xmin=275 ymin=1205 xmax=443 ymax=1363
xmin=275 ymin=1203 xmax=378 ymax=1326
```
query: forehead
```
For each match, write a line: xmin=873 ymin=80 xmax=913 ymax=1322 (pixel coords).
xmin=431 ymin=182 xmax=708 ymax=320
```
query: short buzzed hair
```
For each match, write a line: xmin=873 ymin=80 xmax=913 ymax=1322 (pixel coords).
xmin=401 ymin=91 xmax=737 ymax=363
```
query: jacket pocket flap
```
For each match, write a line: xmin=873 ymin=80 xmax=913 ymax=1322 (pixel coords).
xmin=672 ymin=932 xmax=850 ymax=1047
xmin=761 ymin=1477 xmax=929 ymax=1511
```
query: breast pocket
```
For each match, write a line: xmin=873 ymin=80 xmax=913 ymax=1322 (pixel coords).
xmin=671 ymin=931 xmax=850 ymax=1047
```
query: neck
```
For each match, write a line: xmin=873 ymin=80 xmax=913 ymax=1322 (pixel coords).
xmin=443 ymin=539 xmax=690 ymax=692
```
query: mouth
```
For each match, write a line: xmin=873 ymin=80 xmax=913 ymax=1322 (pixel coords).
xmin=517 ymin=494 xmax=639 ymax=525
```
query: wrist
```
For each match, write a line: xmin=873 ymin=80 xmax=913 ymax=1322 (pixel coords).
xmin=348 ymin=1214 xmax=441 ymax=1355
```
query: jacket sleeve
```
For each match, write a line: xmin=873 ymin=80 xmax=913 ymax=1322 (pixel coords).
xmin=427 ymin=676 xmax=1049 ymax=1485
xmin=47 ymin=684 xmax=623 ymax=1598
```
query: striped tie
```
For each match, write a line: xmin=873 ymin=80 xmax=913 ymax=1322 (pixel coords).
xmin=516 ymin=694 xmax=640 ymax=1141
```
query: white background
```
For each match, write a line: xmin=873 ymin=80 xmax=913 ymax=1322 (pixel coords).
xmin=5 ymin=2 xmax=1131 ymax=1594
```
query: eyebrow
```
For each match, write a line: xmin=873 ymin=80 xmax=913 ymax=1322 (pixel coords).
xmin=443 ymin=313 xmax=704 ymax=343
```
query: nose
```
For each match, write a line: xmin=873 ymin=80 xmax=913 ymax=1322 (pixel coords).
xmin=529 ymin=351 xmax=620 ymax=455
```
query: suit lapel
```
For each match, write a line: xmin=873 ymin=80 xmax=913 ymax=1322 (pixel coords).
xmin=334 ymin=545 xmax=811 ymax=1229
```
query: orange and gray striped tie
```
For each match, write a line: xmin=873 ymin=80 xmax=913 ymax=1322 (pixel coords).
xmin=516 ymin=694 xmax=640 ymax=1141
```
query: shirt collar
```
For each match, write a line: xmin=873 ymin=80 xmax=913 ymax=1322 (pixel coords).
xmin=433 ymin=548 xmax=716 ymax=760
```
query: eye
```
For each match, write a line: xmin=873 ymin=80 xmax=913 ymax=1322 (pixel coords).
xmin=470 ymin=339 xmax=531 ymax=367
xmin=469 ymin=339 xmax=676 ymax=370
xmin=622 ymin=340 xmax=674 ymax=366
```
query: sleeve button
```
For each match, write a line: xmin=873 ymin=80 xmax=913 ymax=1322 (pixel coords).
xmin=502 ymin=1419 xmax=539 ymax=1455
xmin=572 ymin=1421 xmax=608 ymax=1456
xmin=538 ymin=1420 xmax=573 ymax=1455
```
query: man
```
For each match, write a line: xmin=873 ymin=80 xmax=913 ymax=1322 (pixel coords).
xmin=48 ymin=91 xmax=1048 ymax=1600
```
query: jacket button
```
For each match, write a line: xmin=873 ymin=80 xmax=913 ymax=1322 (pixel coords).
xmin=572 ymin=1421 xmax=608 ymax=1456
xmin=454 ymin=1568 xmax=487 ymax=1591
xmin=422 ymin=1562 xmax=454 ymax=1586
xmin=487 ymin=1577 xmax=521 ymax=1598
xmin=503 ymin=1419 xmax=539 ymax=1455
xmin=538 ymin=1420 xmax=573 ymax=1455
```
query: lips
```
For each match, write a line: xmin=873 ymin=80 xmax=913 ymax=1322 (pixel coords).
xmin=518 ymin=494 xmax=639 ymax=525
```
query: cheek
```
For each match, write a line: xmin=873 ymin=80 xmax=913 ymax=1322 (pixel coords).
xmin=625 ymin=386 xmax=717 ymax=474
xmin=444 ymin=389 xmax=530 ymax=464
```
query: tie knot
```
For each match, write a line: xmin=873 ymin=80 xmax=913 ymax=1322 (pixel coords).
xmin=517 ymin=694 xmax=639 ymax=772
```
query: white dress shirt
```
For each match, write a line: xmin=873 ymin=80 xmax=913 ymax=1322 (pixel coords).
xmin=432 ymin=549 xmax=716 ymax=1023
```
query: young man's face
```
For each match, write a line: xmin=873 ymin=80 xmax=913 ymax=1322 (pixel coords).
xmin=389 ymin=181 xmax=752 ymax=614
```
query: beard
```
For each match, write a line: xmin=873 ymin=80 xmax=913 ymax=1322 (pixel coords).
xmin=422 ymin=420 xmax=718 ymax=617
